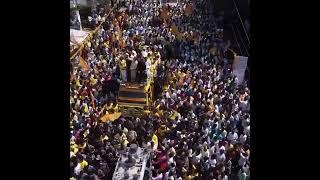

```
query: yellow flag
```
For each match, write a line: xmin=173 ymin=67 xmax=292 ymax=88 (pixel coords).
xmin=185 ymin=4 xmax=194 ymax=16
xmin=101 ymin=112 xmax=122 ymax=122
xmin=177 ymin=32 xmax=184 ymax=41
xmin=79 ymin=56 xmax=89 ymax=72
xmin=143 ymin=110 xmax=151 ymax=116
xmin=76 ymin=79 xmax=81 ymax=87
xmin=152 ymin=134 xmax=158 ymax=150
xmin=90 ymin=77 xmax=97 ymax=86
xmin=84 ymin=103 xmax=89 ymax=113
xmin=117 ymin=28 xmax=123 ymax=40
xmin=93 ymin=67 xmax=99 ymax=74
xmin=101 ymin=113 xmax=109 ymax=123
xmin=171 ymin=23 xmax=179 ymax=36
xmin=160 ymin=8 xmax=170 ymax=20
xmin=169 ymin=110 xmax=178 ymax=120
xmin=119 ymin=37 xmax=126 ymax=49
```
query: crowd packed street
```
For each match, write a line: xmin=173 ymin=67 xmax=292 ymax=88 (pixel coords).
xmin=70 ymin=0 xmax=250 ymax=179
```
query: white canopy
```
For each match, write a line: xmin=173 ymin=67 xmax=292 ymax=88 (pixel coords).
xmin=70 ymin=29 xmax=90 ymax=46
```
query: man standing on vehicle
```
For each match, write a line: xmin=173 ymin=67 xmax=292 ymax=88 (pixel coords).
xmin=119 ymin=58 xmax=127 ymax=82
xmin=130 ymin=59 xmax=138 ymax=82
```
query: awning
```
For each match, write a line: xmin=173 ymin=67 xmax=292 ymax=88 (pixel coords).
xmin=70 ymin=29 xmax=90 ymax=46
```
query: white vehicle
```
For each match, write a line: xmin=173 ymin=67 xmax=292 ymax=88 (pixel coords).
xmin=113 ymin=144 xmax=152 ymax=180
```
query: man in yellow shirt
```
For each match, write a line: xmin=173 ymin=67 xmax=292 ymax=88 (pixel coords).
xmin=90 ymin=74 xmax=97 ymax=86
xmin=80 ymin=159 xmax=88 ymax=169
xmin=152 ymin=134 xmax=158 ymax=150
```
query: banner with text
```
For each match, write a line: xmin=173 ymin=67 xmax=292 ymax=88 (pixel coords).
xmin=233 ymin=56 xmax=248 ymax=85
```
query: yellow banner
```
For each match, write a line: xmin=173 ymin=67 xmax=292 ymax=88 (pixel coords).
xmin=101 ymin=112 xmax=122 ymax=122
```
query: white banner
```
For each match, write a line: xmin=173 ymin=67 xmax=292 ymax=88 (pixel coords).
xmin=160 ymin=0 xmax=179 ymax=6
xmin=233 ymin=56 xmax=248 ymax=85
xmin=70 ymin=29 xmax=90 ymax=46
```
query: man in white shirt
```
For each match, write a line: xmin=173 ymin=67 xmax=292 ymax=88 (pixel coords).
xmin=241 ymin=117 xmax=250 ymax=128
xmin=239 ymin=134 xmax=247 ymax=145
xmin=217 ymin=150 xmax=226 ymax=164
xmin=145 ymin=58 xmax=152 ymax=80
xmin=142 ymin=49 xmax=148 ymax=58
xmin=130 ymin=59 xmax=138 ymax=82
xmin=168 ymin=153 xmax=176 ymax=166
xmin=152 ymin=172 xmax=163 ymax=180
xmin=227 ymin=130 xmax=238 ymax=144
xmin=218 ymin=127 xmax=226 ymax=138
xmin=238 ymin=151 xmax=249 ymax=167
xmin=209 ymin=154 xmax=217 ymax=167
xmin=209 ymin=142 xmax=216 ymax=156
xmin=238 ymin=169 xmax=248 ymax=180
xmin=201 ymin=146 xmax=210 ymax=159
xmin=243 ymin=122 xmax=250 ymax=136
xmin=74 ymin=163 xmax=82 ymax=176
xmin=242 ymin=163 xmax=250 ymax=177
xmin=119 ymin=59 xmax=127 ymax=82
xmin=218 ymin=174 xmax=228 ymax=180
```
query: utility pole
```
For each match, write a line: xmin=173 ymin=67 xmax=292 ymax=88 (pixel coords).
xmin=73 ymin=0 xmax=83 ymax=31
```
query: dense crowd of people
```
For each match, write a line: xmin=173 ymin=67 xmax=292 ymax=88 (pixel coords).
xmin=70 ymin=0 xmax=250 ymax=180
